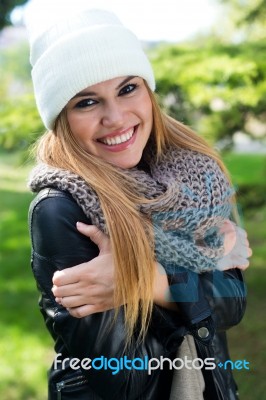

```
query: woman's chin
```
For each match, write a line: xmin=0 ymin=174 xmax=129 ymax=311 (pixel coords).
xmin=105 ymin=154 xmax=142 ymax=169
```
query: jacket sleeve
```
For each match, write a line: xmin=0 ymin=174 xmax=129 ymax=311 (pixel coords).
xmin=201 ymin=268 xmax=246 ymax=330
xmin=167 ymin=266 xmax=246 ymax=331
xmin=28 ymin=188 xmax=175 ymax=400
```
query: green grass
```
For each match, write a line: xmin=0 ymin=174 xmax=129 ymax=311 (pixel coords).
xmin=227 ymin=206 xmax=266 ymax=399
xmin=0 ymin=151 xmax=265 ymax=399
xmin=223 ymin=152 xmax=266 ymax=186
xmin=218 ymin=153 xmax=266 ymax=399
xmin=0 ymin=152 xmax=53 ymax=400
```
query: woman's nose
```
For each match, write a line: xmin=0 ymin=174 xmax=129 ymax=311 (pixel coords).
xmin=101 ymin=101 xmax=125 ymax=128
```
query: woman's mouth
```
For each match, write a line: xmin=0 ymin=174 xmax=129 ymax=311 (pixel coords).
xmin=96 ymin=126 xmax=138 ymax=152
xmin=98 ymin=127 xmax=135 ymax=146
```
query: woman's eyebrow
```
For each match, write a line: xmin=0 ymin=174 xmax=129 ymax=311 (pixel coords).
xmin=72 ymin=90 xmax=97 ymax=98
xmin=72 ymin=76 xmax=137 ymax=99
xmin=116 ymin=76 xmax=136 ymax=89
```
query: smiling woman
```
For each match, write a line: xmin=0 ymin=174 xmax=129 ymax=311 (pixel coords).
xmin=26 ymin=5 xmax=250 ymax=400
xmin=65 ymin=76 xmax=153 ymax=168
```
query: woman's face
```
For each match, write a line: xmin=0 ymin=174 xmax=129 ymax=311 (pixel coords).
xmin=66 ymin=76 xmax=153 ymax=168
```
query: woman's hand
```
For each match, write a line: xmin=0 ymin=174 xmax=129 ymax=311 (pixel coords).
xmin=52 ymin=222 xmax=179 ymax=317
xmin=217 ymin=220 xmax=252 ymax=271
xmin=52 ymin=222 xmax=115 ymax=318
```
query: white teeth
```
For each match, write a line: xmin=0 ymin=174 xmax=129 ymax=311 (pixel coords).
xmin=100 ymin=128 xmax=134 ymax=146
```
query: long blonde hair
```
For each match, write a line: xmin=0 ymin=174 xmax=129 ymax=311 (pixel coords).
xmin=34 ymin=83 xmax=233 ymax=345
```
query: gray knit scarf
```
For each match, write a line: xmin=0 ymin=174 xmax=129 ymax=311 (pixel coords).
xmin=28 ymin=146 xmax=234 ymax=274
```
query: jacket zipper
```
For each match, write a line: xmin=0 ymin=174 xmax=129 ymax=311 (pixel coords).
xmin=56 ymin=375 xmax=88 ymax=400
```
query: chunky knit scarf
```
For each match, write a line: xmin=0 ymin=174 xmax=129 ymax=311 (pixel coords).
xmin=28 ymin=146 xmax=234 ymax=274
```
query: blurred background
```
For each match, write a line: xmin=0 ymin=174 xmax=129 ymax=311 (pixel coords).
xmin=0 ymin=0 xmax=265 ymax=398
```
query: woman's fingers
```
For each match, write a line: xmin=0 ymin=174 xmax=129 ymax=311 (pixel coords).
xmin=56 ymin=293 xmax=113 ymax=310
xmin=66 ymin=303 xmax=113 ymax=318
xmin=53 ymin=262 xmax=88 ymax=286
xmin=57 ymin=295 xmax=83 ymax=308
xmin=219 ymin=219 xmax=236 ymax=233
xmin=217 ymin=256 xmax=250 ymax=271
xmin=235 ymin=262 xmax=249 ymax=271
xmin=247 ymin=245 xmax=253 ymax=258
xmin=52 ymin=282 xmax=80 ymax=298
xmin=220 ymin=220 xmax=237 ymax=256
xmin=52 ymin=252 xmax=116 ymax=315
xmin=221 ymin=221 xmax=252 ymax=256
xmin=76 ymin=222 xmax=110 ymax=253
xmin=217 ymin=222 xmax=252 ymax=271
xmin=53 ymin=254 xmax=108 ymax=287
xmin=55 ymin=291 xmax=115 ymax=310
xmin=217 ymin=245 xmax=251 ymax=271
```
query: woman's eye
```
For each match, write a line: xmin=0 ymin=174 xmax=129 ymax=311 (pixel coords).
xmin=119 ymin=84 xmax=137 ymax=96
xmin=75 ymin=99 xmax=97 ymax=108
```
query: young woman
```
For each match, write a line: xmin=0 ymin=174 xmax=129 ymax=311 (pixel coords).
xmin=27 ymin=7 xmax=251 ymax=400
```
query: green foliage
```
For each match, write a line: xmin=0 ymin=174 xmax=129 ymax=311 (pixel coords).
xmin=151 ymin=41 xmax=266 ymax=146
xmin=216 ymin=0 xmax=266 ymax=41
xmin=218 ymin=0 xmax=266 ymax=24
xmin=0 ymin=41 xmax=44 ymax=151
xmin=223 ymin=153 xmax=266 ymax=212
xmin=0 ymin=93 xmax=44 ymax=150
xmin=0 ymin=0 xmax=28 ymax=30
xmin=0 ymin=41 xmax=31 ymax=82
xmin=244 ymin=0 xmax=266 ymax=23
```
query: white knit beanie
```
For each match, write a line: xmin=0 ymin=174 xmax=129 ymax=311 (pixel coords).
xmin=28 ymin=8 xmax=156 ymax=130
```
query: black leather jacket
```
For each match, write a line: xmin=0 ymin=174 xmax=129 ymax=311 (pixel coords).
xmin=28 ymin=188 xmax=246 ymax=400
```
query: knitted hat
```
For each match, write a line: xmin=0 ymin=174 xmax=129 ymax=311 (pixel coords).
xmin=28 ymin=8 xmax=156 ymax=130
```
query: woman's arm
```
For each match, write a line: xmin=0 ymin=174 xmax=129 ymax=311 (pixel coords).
xmin=52 ymin=221 xmax=178 ymax=316
xmin=53 ymin=219 xmax=250 ymax=321
xmin=29 ymin=188 xmax=171 ymax=400
xmin=167 ymin=220 xmax=249 ymax=330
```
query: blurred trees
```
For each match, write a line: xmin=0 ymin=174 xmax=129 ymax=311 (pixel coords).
xmin=0 ymin=0 xmax=28 ymax=30
xmin=216 ymin=0 xmax=266 ymax=41
xmin=151 ymin=40 xmax=266 ymax=147
xmin=0 ymin=42 xmax=44 ymax=150
xmin=0 ymin=1 xmax=43 ymax=151
xmin=218 ymin=0 xmax=266 ymax=24
xmin=150 ymin=1 xmax=266 ymax=147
